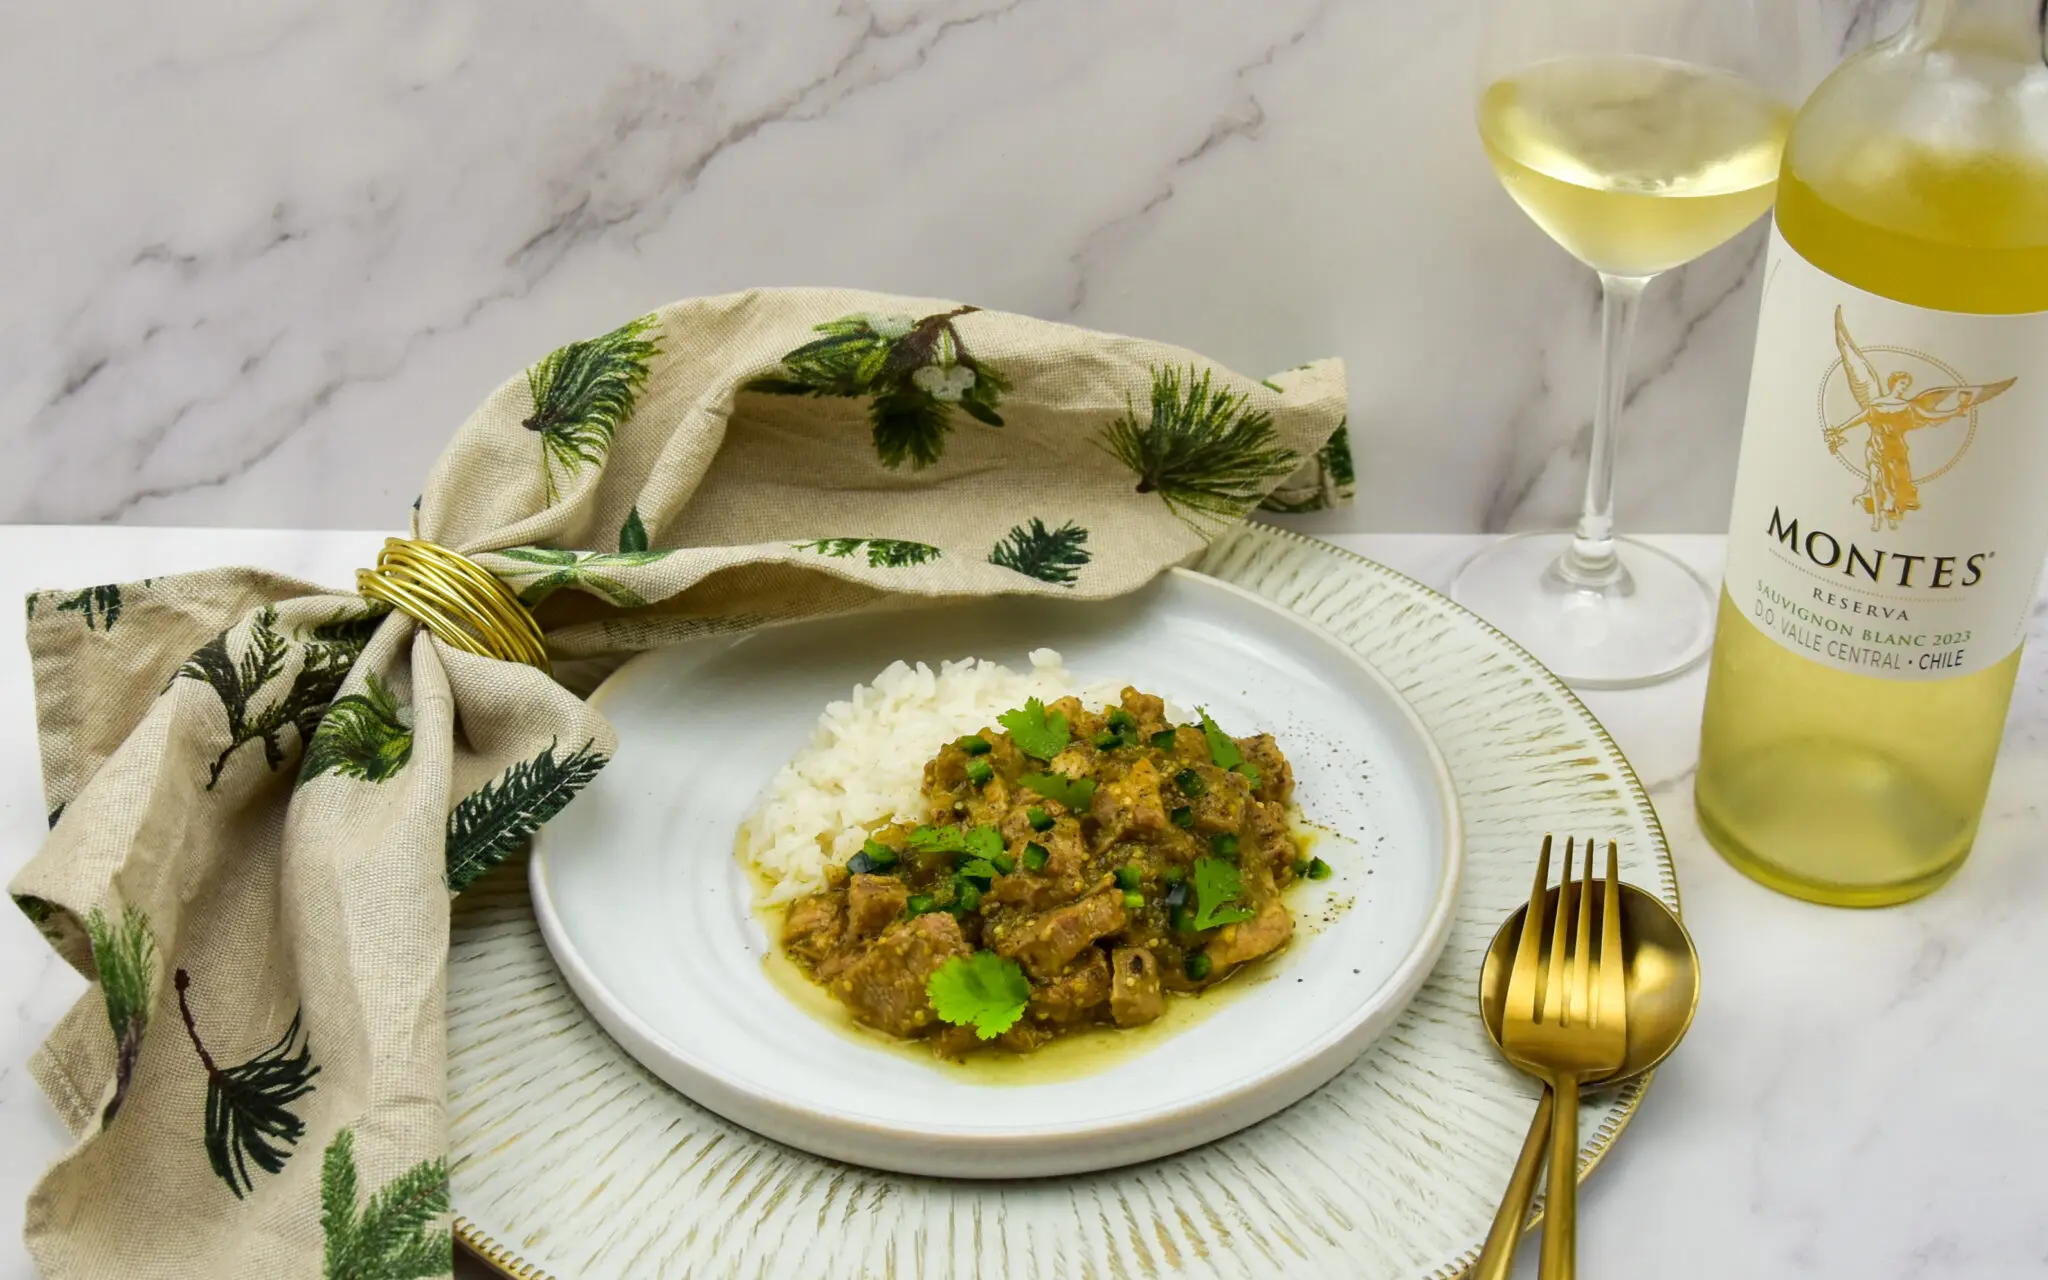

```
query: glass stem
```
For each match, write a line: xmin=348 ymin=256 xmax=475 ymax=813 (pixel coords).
xmin=1558 ymin=271 xmax=1651 ymax=589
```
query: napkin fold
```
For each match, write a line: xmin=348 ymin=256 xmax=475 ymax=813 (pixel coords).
xmin=9 ymin=287 xmax=1347 ymax=1277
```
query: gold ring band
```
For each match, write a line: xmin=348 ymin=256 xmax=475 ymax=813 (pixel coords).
xmin=357 ymin=538 xmax=551 ymax=673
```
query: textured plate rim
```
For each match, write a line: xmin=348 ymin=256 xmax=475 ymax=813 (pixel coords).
xmin=526 ymin=565 xmax=1465 ymax=1156
xmin=455 ymin=526 xmax=1679 ymax=1280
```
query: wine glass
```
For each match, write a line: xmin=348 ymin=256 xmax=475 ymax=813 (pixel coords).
xmin=1458 ymin=0 xmax=1803 ymax=687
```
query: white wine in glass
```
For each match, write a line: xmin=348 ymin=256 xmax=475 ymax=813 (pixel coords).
xmin=1478 ymin=55 xmax=1792 ymax=277
xmin=1457 ymin=3 xmax=1800 ymax=688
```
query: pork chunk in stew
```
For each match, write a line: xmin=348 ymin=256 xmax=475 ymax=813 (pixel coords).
xmin=778 ymin=689 xmax=1325 ymax=1057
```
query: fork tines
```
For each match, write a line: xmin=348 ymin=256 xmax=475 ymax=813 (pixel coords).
xmin=1511 ymin=834 xmax=1623 ymax=1030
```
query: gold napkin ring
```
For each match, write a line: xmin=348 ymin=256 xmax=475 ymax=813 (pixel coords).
xmin=356 ymin=538 xmax=552 ymax=673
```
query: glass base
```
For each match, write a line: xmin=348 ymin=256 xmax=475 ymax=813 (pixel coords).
xmin=1449 ymin=532 xmax=1713 ymax=689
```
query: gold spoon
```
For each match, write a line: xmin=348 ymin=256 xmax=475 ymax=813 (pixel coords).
xmin=1469 ymin=881 xmax=1700 ymax=1280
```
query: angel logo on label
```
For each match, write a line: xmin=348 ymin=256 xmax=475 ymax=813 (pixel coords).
xmin=1821 ymin=305 xmax=2015 ymax=531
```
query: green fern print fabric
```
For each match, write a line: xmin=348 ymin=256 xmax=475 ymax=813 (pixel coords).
xmin=8 ymin=287 xmax=1345 ymax=1277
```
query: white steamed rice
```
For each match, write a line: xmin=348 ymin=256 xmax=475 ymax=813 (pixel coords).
xmin=739 ymin=649 xmax=1134 ymax=905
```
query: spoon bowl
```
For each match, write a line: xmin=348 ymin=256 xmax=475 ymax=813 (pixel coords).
xmin=1481 ymin=880 xmax=1700 ymax=1086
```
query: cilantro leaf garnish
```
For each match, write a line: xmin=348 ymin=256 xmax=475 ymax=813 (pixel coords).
xmin=1197 ymin=707 xmax=1245 ymax=771
xmin=964 ymin=825 xmax=1005 ymax=861
xmin=1020 ymin=771 xmax=1097 ymax=812
xmin=927 ymin=951 xmax=1031 ymax=1040
xmin=955 ymin=858 xmax=1001 ymax=884
xmin=1191 ymin=856 xmax=1256 ymax=931
xmin=907 ymin=825 xmax=969 ymax=855
xmin=908 ymin=824 xmax=1004 ymax=863
xmin=998 ymin=698 xmax=1070 ymax=760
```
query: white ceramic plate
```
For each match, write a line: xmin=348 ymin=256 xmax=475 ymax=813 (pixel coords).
xmin=529 ymin=568 xmax=1463 ymax=1179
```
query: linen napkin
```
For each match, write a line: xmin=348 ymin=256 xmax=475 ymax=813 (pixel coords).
xmin=9 ymin=287 xmax=1348 ymax=1277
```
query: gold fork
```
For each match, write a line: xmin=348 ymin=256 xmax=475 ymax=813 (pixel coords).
xmin=1498 ymin=835 xmax=1627 ymax=1280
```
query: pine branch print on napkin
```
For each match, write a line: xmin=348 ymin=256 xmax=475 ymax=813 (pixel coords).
xmin=14 ymin=892 xmax=68 ymax=947
xmin=989 ymin=519 xmax=1091 ymax=586
xmin=523 ymin=314 xmax=661 ymax=503
xmin=320 ymin=1128 xmax=450 ymax=1280
xmin=746 ymin=307 xmax=1011 ymax=469
xmin=617 ymin=506 xmax=650 ymax=553
xmin=300 ymin=674 xmax=413 ymax=784
xmin=175 ymin=606 xmax=385 ymax=789
xmin=1099 ymin=365 xmax=1302 ymax=528
xmin=1261 ymin=418 xmax=1358 ymax=514
xmin=175 ymin=970 xmax=319 ymax=1198
xmin=489 ymin=546 xmax=676 ymax=608
xmin=54 ymin=584 xmax=123 ymax=631
xmin=795 ymin=537 xmax=942 ymax=568
xmin=445 ymin=739 xmax=608 ymax=891
xmin=85 ymin=905 xmax=157 ymax=1124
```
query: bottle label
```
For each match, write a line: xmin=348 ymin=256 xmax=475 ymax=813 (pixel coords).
xmin=1722 ymin=224 xmax=2048 ymax=680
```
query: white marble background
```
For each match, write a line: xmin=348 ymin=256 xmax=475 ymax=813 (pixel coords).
xmin=0 ymin=0 xmax=1906 ymax=534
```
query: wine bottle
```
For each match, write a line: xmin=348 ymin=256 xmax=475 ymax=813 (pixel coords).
xmin=1697 ymin=0 xmax=2048 ymax=906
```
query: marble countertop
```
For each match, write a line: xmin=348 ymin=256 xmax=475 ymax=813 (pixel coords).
xmin=0 ymin=0 xmax=1902 ymax=534
xmin=2 ymin=528 xmax=2041 ymax=1278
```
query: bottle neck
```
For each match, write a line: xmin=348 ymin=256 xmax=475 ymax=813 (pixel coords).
xmin=1908 ymin=0 xmax=2048 ymax=58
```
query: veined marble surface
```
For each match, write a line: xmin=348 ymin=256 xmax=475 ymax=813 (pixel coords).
xmin=1 ymin=526 xmax=2042 ymax=1279
xmin=2 ymin=0 xmax=1905 ymax=533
